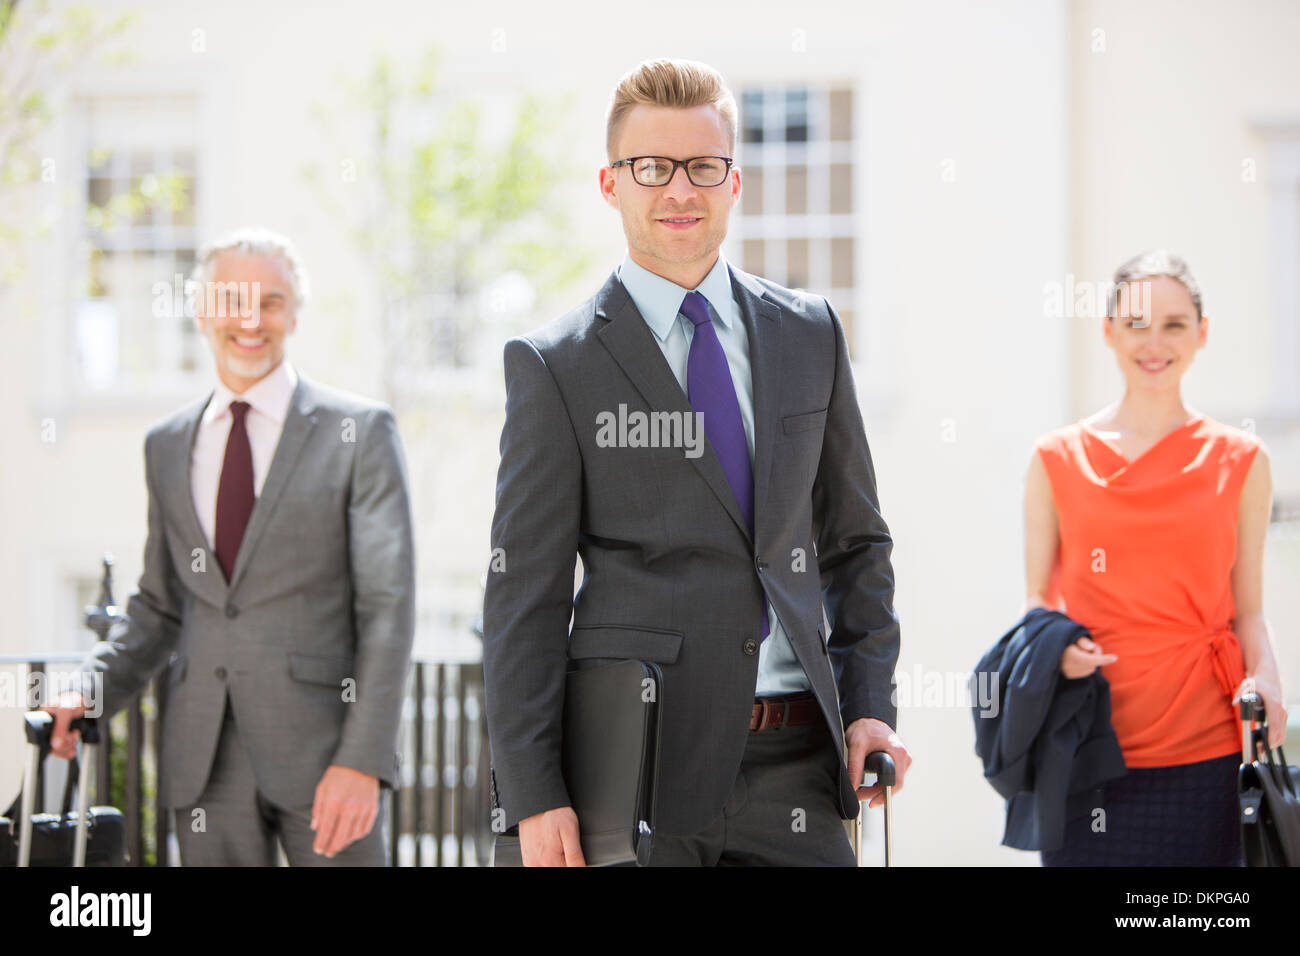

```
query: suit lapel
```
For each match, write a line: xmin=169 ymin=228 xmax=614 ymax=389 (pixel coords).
xmin=167 ymin=392 xmax=227 ymax=607
xmin=728 ymin=265 xmax=783 ymax=553
xmin=594 ymin=265 xmax=784 ymax=549
xmin=226 ymin=374 xmax=319 ymax=593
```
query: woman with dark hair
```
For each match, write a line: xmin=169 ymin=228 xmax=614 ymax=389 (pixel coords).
xmin=1023 ymin=250 xmax=1287 ymax=866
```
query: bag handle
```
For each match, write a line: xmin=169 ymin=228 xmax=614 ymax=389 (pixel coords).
xmin=1240 ymin=692 xmax=1296 ymax=797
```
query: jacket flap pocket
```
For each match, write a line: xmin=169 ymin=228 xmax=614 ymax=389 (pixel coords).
xmin=288 ymin=652 xmax=354 ymax=688
xmin=567 ymin=625 xmax=683 ymax=664
xmin=782 ymin=408 xmax=828 ymax=434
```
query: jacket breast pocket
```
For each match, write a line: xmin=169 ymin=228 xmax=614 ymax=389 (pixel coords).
xmin=287 ymin=652 xmax=355 ymax=688
xmin=782 ymin=408 xmax=828 ymax=434
xmin=567 ymin=624 xmax=684 ymax=664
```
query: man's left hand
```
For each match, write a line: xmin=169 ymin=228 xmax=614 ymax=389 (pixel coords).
xmin=845 ymin=718 xmax=912 ymax=809
xmin=311 ymin=765 xmax=380 ymax=857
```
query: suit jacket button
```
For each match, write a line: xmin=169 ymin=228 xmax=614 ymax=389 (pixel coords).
xmin=214 ymin=667 xmax=227 ymax=680
xmin=742 ymin=638 xmax=758 ymax=655
xmin=225 ymin=604 xmax=239 ymax=619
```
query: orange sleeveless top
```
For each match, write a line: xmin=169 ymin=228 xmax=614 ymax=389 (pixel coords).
xmin=1034 ymin=415 xmax=1260 ymax=768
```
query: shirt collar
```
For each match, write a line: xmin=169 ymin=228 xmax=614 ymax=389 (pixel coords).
xmin=203 ymin=359 xmax=298 ymax=426
xmin=617 ymin=249 xmax=735 ymax=343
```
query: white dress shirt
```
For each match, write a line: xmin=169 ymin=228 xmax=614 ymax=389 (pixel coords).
xmin=191 ymin=359 xmax=299 ymax=552
xmin=616 ymin=250 xmax=811 ymax=696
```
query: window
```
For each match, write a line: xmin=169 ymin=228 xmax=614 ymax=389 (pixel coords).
xmin=73 ymin=95 xmax=201 ymax=394
xmin=734 ymin=85 xmax=857 ymax=347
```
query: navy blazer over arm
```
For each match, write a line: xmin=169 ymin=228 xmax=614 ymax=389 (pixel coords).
xmin=971 ymin=607 xmax=1127 ymax=851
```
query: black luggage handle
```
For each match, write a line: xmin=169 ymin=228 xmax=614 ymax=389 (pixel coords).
xmin=23 ymin=710 xmax=100 ymax=751
xmin=1240 ymin=691 xmax=1266 ymax=724
xmin=865 ymin=750 xmax=896 ymax=787
xmin=1239 ymin=691 xmax=1293 ymax=782
xmin=855 ymin=750 xmax=896 ymax=866
xmin=1241 ymin=691 xmax=1267 ymax=765
xmin=6 ymin=712 xmax=101 ymax=842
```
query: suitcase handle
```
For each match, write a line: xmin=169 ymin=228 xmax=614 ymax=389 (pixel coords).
xmin=1239 ymin=692 xmax=1293 ymax=782
xmin=23 ymin=710 xmax=100 ymax=750
xmin=865 ymin=750 xmax=896 ymax=787
xmin=1241 ymin=691 xmax=1268 ymax=765
xmin=854 ymin=749 xmax=896 ymax=866
xmin=1239 ymin=691 xmax=1266 ymax=724
xmin=12 ymin=711 xmax=101 ymax=866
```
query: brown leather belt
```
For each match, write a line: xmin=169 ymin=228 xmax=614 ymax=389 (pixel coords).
xmin=750 ymin=691 xmax=820 ymax=732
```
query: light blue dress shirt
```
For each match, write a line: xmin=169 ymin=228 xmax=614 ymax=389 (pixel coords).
xmin=616 ymin=249 xmax=811 ymax=697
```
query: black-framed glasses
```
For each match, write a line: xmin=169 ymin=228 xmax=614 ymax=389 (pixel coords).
xmin=610 ymin=156 xmax=734 ymax=187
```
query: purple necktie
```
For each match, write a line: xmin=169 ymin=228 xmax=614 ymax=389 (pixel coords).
xmin=215 ymin=400 xmax=254 ymax=581
xmin=681 ymin=291 xmax=770 ymax=641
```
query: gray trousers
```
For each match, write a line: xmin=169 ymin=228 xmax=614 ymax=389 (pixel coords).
xmin=644 ymin=712 xmax=857 ymax=866
xmin=171 ymin=692 xmax=389 ymax=866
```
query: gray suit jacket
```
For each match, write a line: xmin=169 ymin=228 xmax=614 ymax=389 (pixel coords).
xmin=78 ymin=373 xmax=416 ymax=810
xmin=483 ymin=263 xmax=901 ymax=837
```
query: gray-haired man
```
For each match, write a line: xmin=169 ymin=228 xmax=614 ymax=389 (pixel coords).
xmin=45 ymin=228 xmax=415 ymax=866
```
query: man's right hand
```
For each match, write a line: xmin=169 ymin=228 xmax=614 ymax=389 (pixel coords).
xmin=42 ymin=691 xmax=88 ymax=760
xmin=518 ymin=806 xmax=586 ymax=867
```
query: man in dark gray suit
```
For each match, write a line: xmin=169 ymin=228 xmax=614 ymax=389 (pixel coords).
xmin=483 ymin=58 xmax=911 ymax=866
xmin=45 ymin=228 xmax=415 ymax=865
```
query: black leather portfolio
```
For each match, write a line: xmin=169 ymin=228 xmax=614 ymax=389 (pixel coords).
xmin=492 ymin=659 xmax=663 ymax=867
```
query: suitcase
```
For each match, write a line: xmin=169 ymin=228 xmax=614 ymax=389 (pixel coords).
xmin=0 ymin=711 xmax=126 ymax=867
xmin=850 ymin=749 xmax=895 ymax=866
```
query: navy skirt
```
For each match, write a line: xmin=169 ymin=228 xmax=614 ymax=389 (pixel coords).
xmin=1041 ymin=752 xmax=1243 ymax=867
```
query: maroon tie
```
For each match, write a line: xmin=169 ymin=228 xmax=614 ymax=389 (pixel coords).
xmin=215 ymin=400 xmax=254 ymax=580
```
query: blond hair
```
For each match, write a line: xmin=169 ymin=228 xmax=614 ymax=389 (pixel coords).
xmin=606 ymin=58 xmax=738 ymax=162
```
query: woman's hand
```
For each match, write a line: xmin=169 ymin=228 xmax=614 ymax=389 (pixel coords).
xmin=1234 ymin=671 xmax=1288 ymax=752
xmin=1059 ymin=636 xmax=1118 ymax=679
